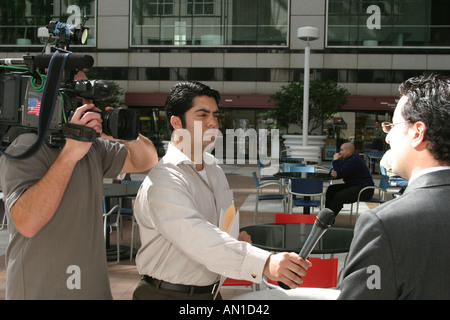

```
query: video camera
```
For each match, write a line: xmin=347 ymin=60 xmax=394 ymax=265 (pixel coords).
xmin=0 ymin=19 xmax=139 ymax=159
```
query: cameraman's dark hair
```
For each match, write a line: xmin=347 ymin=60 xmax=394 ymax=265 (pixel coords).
xmin=165 ymin=81 xmax=221 ymax=134
xmin=399 ymin=73 xmax=450 ymax=163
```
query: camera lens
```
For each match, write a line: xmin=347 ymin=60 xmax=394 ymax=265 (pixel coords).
xmin=102 ymin=109 xmax=139 ymax=140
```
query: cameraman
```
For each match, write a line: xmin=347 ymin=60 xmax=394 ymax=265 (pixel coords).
xmin=0 ymin=70 xmax=158 ymax=299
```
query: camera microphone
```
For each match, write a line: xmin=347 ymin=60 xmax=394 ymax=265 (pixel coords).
xmin=278 ymin=208 xmax=335 ymax=290
xmin=34 ymin=53 xmax=94 ymax=70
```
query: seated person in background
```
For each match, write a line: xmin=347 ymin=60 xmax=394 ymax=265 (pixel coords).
xmin=380 ymin=149 xmax=408 ymax=192
xmin=380 ymin=149 xmax=396 ymax=177
xmin=325 ymin=142 xmax=374 ymax=216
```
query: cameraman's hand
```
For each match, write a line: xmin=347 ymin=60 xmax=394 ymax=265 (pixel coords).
xmin=70 ymin=103 xmax=103 ymax=133
xmin=62 ymin=104 xmax=102 ymax=162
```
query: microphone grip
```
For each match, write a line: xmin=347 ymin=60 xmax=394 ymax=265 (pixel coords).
xmin=278 ymin=251 xmax=309 ymax=290
xmin=277 ymin=250 xmax=308 ymax=290
xmin=278 ymin=280 xmax=291 ymax=290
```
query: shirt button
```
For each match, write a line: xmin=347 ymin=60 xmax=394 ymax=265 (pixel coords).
xmin=251 ymin=274 xmax=257 ymax=279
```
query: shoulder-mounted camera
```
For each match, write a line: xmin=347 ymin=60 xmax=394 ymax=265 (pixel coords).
xmin=0 ymin=18 xmax=139 ymax=159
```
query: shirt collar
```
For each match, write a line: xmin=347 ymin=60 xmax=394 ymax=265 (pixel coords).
xmin=163 ymin=143 xmax=218 ymax=168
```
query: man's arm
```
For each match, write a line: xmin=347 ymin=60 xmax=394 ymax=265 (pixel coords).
xmin=332 ymin=155 xmax=359 ymax=179
xmin=10 ymin=104 xmax=102 ymax=238
xmin=10 ymin=137 xmax=95 ymax=238
xmin=338 ymin=211 xmax=397 ymax=299
xmin=118 ymin=134 xmax=159 ymax=174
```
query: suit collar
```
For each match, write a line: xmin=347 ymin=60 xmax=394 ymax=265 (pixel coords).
xmin=404 ymin=168 xmax=450 ymax=195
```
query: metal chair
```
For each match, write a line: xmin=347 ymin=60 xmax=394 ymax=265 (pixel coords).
xmin=0 ymin=192 xmax=6 ymax=230
xmin=0 ymin=214 xmax=6 ymax=230
xmin=380 ymin=165 xmax=408 ymax=190
xmin=288 ymin=178 xmax=325 ymax=214
xmin=0 ymin=192 xmax=8 ymax=230
xmin=119 ymin=179 xmax=142 ymax=261
xmin=365 ymin=150 xmax=384 ymax=174
xmin=102 ymin=202 xmax=121 ymax=262
xmin=257 ymin=158 xmax=280 ymax=182
xmin=252 ymin=172 xmax=285 ymax=224
xmin=353 ymin=174 xmax=390 ymax=222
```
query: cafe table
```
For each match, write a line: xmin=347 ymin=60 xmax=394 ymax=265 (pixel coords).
xmin=241 ymin=223 xmax=354 ymax=254
xmin=273 ymin=172 xmax=331 ymax=180
xmin=274 ymin=171 xmax=332 ymax=214
xmin=103 ymin=183 xmax=140 ymax=261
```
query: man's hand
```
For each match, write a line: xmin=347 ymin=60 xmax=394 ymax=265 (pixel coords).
xmin=238 ymin=231 xmax=252 ymax=244
xmin=330 ymin=169 xmax=338 ymax=178
xmin=333 ymin=152 xmax=341 ymax=160
xmin=263 ymin=252 xmax=312 ymax=289
xmin=63 ymin=103 xmax=102 ymax=162
xmin=70 ymin=103 xmax=102 ymax=133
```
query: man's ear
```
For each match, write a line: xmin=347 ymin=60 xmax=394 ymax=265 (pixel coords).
xmin=170 ymin=116 xmax=183 ymax=130
xmin=411 ymin=121 xmax=426 ymax=149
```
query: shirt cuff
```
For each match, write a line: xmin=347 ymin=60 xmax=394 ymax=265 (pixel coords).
xmin=240 ymin=245 xmax=272 ymax=284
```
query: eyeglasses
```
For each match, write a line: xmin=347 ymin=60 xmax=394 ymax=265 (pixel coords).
xmin=381 ymin=121 xmax=409 ymax=133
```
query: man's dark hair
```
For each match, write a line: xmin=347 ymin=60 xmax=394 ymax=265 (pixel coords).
xmin=165 ymin=81 xmax=221 ymax=133
xmin=399 ymin=73 xmax=450 ymax=163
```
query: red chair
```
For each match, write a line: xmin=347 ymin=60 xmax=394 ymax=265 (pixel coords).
xmin=266 ymin=257 xmax=338 ymax=288
xmin=222 ymin=278 xmax=256 ymax=291
xmin=270 ymin=214 xmax=339 ymax=288
xmin=274 ymin=213 xmax=317 ymax=224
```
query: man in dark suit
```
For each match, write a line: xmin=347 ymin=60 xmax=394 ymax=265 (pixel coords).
xmin=338 ymin=74 xmax=450 ymax=299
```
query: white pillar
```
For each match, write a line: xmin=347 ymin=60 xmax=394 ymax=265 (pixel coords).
xmin=297 ymin=27 xmax=319 ymax=147
xmin=303 ymin=42 xmax=310 ymax=147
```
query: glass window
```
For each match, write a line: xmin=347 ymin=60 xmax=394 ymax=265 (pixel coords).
xmin=0 ymin=0 xmax=96 ymax=47
xmin=327 ymin=0 xmax=450 ymax=48
xmin=131 ymin=0 xmax=289 ymax=47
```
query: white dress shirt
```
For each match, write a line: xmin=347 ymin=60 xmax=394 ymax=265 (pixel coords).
xmin=134 ymin=144 xmax=271 ymax=286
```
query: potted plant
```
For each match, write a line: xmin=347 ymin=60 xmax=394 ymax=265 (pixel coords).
xmin=269 ymin=80 xmax=350 ymax=161
xmin=269 ymin=79 xmax=350 ymax=135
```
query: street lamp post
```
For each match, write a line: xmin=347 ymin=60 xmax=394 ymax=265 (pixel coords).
xmin=297 ymin=27 xmax=319 ymax=147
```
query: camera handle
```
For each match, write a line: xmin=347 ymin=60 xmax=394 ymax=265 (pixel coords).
xmin=61 ymin=123 xmax=98 ymax=142
xmin=0 ymin=50 xmax=70 ymax=159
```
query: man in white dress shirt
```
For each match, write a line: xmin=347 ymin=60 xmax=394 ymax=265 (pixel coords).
xmin=133 ymin=81 xmax=311 ymax=300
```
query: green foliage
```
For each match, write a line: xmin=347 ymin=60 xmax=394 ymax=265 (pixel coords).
xmin=269 ymin=80 xmax=350 ymax=134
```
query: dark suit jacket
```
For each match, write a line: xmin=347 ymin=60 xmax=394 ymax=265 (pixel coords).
xmin=338 ymin=168 xmax=450 ymax=299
